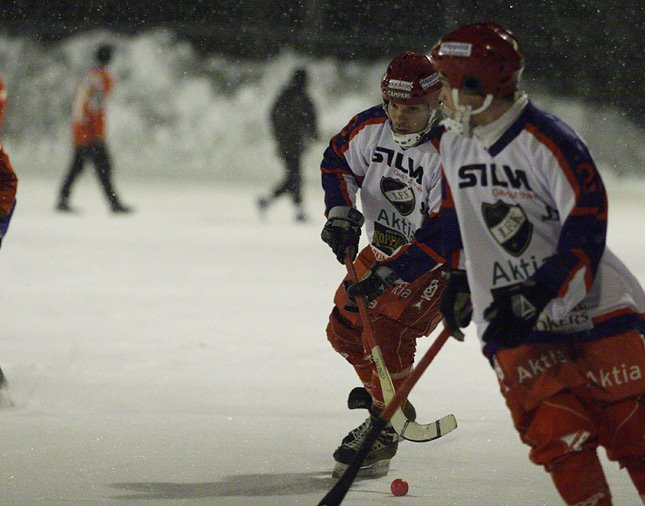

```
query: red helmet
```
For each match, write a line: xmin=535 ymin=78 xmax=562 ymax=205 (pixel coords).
xmin=381 ymin=52 xmax=441 ymax=105
xmin=430 ymin=23 xmax=523 ymax=97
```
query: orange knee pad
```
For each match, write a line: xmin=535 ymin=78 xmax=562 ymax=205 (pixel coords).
xmin=327 ymin=307 xmax=366 ymax=364
xmin=523 ymin=392 xmax=599 ymax=466
xmin=326 ymin=307 xmax=379 ymax=402
xmin=326 ymin=305 xmax=417 ymax=373
xmin=326 ymin=305 xmax=418 ymax=408
xmin=521 ymin=393 xmax=612 ymax=505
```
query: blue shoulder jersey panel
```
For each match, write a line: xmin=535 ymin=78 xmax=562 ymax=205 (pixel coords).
xmin=517 ymin=103 xmax=607 ymax=295
xmin=321 ymin=105 xmax=386 ymax=214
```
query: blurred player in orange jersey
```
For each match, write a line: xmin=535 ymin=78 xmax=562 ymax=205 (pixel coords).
xmin=56 ymin=44 xmax=132 ymax=214
xmin=0 ymin=72 xmax=19 ymax=391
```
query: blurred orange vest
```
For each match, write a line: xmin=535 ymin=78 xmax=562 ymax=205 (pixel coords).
xmin=71 ymin=66 xmax=113 ymax=146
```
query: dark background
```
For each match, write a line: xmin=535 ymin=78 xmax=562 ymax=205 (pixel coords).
xmin=1 ymin=0 xmax=644 ymax=128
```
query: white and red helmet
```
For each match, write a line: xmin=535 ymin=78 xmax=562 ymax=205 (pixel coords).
xmin=430 ymin=23 xmax=523 ymax=136
xmin=430 ymin=22 xmax=523 ymax=98
xmin=381 ymin=51 xmax=441 ymax=106
xmin=381 ymin=52 xmax=441 ymax=147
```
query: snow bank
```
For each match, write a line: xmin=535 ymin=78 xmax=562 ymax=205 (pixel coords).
xmin=0 ymin=29 xmax=642 ymax=184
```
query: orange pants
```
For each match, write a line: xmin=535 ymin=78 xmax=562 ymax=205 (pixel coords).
xmin=327 ymin=246 xmax=445 ymax=409
xmin=493 ymin=330 xmax=645 ymax=505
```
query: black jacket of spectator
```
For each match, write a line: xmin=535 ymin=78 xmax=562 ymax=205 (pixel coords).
xmin=270 ymin=69 xmax=318 ymax=157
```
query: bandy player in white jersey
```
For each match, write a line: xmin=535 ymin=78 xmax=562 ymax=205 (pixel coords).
xmin=431 ymin=22 xmax=645 ymax=506
xmin=320 ymin=52 xmax=448 ymax=476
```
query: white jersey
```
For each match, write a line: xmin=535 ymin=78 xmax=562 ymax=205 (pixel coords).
xmin=322 ymin=105 xmax=443 ymax=268
xmin=440 ymin=96 xmax=645 ymax=344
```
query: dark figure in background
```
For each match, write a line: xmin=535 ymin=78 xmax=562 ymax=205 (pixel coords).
xmin=57 ymin=44 xmax=131 ymax=214
xmin=258 ymin=68 xmax=318 ymax=222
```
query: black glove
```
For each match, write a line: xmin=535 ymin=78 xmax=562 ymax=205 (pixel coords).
xmin=439 ymin=270 xmax=472 ymax=339
xmin=321 ymin=206 xmax=365 ymax=264
xmin=344 ymin=264 xmax=399 ymax=308
xmin=482 ymin=280 xmax=556 ymax=348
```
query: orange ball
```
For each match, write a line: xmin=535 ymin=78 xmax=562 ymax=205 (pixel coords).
xmin=390 ymin=478 xmax=409 ymax=496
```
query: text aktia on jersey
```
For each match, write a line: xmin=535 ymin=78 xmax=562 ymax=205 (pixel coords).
xmin=515 ymin=349 xmax=569 ymax=383
xmin=586 ymin=364 xmax=643 ymax=388
xmin=491 ymin=255 xmax=545 ymax=285
xmin=375 ymin=209 xmax=415 ymax=239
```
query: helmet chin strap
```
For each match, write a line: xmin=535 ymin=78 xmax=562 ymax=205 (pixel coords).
xmin=389 ymin=107 xmax=438 ymax=148
xmin=441 ymin=89 xmax=493 ymax=137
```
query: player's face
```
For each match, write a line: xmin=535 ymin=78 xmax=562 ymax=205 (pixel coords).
xmin=386 ymin=102 xmax=432 ymax=134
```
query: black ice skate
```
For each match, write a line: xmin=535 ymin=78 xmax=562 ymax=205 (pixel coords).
xmin=332 ymin=413 xmax=399 ymax=478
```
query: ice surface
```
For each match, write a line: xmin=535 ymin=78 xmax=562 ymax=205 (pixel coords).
xmin=1 ymin=174 xmax=644 ymax=505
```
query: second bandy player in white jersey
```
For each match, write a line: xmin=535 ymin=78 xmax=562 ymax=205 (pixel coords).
xmin=320 ymin=52 xmax=448 ymax=476
xmin=432 ymin=22 xmax=645 ymax=506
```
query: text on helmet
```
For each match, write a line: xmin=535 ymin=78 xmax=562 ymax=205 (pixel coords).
xmin=438 ymin=42 xmax=472 ymax=57
xmin=387 ymin=79 xmax=413 ymax=91
xmin=420 ymin=73 xmax=439 ymax=90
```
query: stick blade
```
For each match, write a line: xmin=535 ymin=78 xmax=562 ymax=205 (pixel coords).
xmin=397 ymin=412 xmax=458 ymax=442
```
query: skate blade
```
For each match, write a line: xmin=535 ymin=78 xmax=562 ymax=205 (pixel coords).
xmin=332 ymin=458 xmax=390 ymax=479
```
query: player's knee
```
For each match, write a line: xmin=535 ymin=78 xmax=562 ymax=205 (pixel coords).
xmin=369 ymin=319 xmax=417 ymax=373
xmin=524 ymin=392 xmax=598 ymax=467
xmin=528 ymin=395 xmax=612 ymax=506
xmin=327 ymin=307 xmax=364 ymax=365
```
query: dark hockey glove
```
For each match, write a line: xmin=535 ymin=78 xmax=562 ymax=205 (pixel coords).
xmin=439 ymin=270 xmax=472 ymax=340
xmin=321 ymin=206 xmax=365 ymax=264
xmin=344 ymin=264 xmax=399 ymax=309
xmin=482 ymin=280 xmax=556 ymax=348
